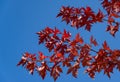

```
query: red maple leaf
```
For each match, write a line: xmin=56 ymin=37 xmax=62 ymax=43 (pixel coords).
xmin=56 ymin=52 xmax=63 ymax=58
xmin=38 ymin=52 xmax=47 ymax=61
xmin=75 ymin=33 xmax=84 ymax=44
xmin=62 ymin=29 xmax=71 ymax=40
xmin=102 ymin=41 xmax=110 ymax=51
xmin=90 ymin=36 xmax=98 ymax=46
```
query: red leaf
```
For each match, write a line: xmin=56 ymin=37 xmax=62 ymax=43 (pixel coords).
xmin=71 ymin=47 xmax=78 ymax=56
xmin=96 ymin=9 xmax=104 ymax=22
xmin=56 ymin=52 xmax=63 ymax=58
xmin=84 ymin=6 xmax=92 ymax=14
xmin=17 ymin=56 xmax=27 ymax=66
xmin=106 ymin=25 xmax=111 ymax=31
xmin=113 ymin=2 xmax=120 ymax=13
xmin=37 ymin=62 xmax=50 ymax=79
xmin=57 ymin=66 xmax=63 ymax=73
xmin=51 ymin=65 xmax=62 ymax=81
xmin=67 ymin=66 xmax=73 ymax=74
xmin=85 ymin=24 xmax=91 ymax=31
xmin=104 ymin=70 xmax=111 ymax=78
xmin=26 ymin=62 xmax=36 ymax=75
xmin=67 ymin=62 xmax=80 ymax=78
xmin=56 ymin=13 xmax=63 ymax=17
xmin=53 ymin=27 xmax=61 ymax=36
xmin=106 ymin=23 xmax=119 ymax=36
xmin=38 ymin=52 xmax=47 ymax=61
xmin=72 ymin=69 xmax=78 ymax=78
xmin=102 ymin=41 xmax=110 ymax=51
xmin=75 ymin=33 xmax=84 ymax=44
xmin=45 ymin=27 xmax=53 ymax=34
xmin=110 ymin=13 xmax=120 ymax=18
xmin=90 ymin=36 xmax=98 ymax=46
xmin=24 ymin=52 xmax=32 ymax=58
xmin=63 ymin=60 xmax=71 ymax=67
xmin=62 ymin=29 xmax=71 ymax=40
xmin=37 ymin=66 xmax=46 ymax=79
xmin=89 ymin=72 xmax=95 ymax=78
xmin=108 ymin=17 xmax=114 ymax=24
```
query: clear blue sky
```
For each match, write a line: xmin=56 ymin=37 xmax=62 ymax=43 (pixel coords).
xmin=0 ymin=0 xmax=120 ymax=82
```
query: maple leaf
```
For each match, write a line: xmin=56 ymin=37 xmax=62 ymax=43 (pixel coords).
xmin=75 ymin=33 xmax=84 ymax=44
xmin=90 ymin=36 xmax=98 ymax=46
xmin=72 ymin=69 xmax=78 ymax=78
xmin=56 ymin=65 xmax=63 ymax=73
xmin=95 ymin=9 xmax=104 ymax=22
xmin=106 ymin=24 xmax=118 ymax=36
xmin=70 ymin=47 xmax=78 ymax=56
xmin=67 ymin=62 xmax=80 ymax=78
xmin=51 ymin=65 xmax=63 ymax=81
xmin=63 ymin=59 xmax=71 ymax=67
xmin=104 ymin=64 xmax=115 ymax=78
xmin=37 ymin=62 xmax=50 ymax=79
xmin=37 ymin=66 xmax=46 ymax=79
xmin=38 ymin=52 xmax=47 ymax=61
xmin=84 ymin=6 xmax=93 ymax=15
xmin=53 ymin=27 xmax=61 ymax=36
xmin=89 ymin=72 xmax=95 ymax=78
xmin=85 ymin=66 xmax=96 ymax=78
xmin=85 ymin=23 xmax=92 ymax=31
xmin=45 ymin=41 xmax=55 ymax=52
xmin=108 ymin=17 xmax=114 ymax=24
xmin=56 ymin=52 xmax=63 ymax=58
xmin=102 ymin=41 xmax=110 ymax=51
xmin=17 ymin=52 xmax=36 ymax=66
xmin=110 ymin=12 xmax=120 ymax=18
xmin=24 ymin=52 xmax=31 ymax=57
xmin=26 ymin=61 xmax=36 ymax=75
xmin=36 ymin=31 xmax=47 ymax=44
xmin=56 ymin=12 xmax=63 ymax=17
xmin=113 ymin=1 xmax=120 ymax=13
xmin=54 ymin=42 xmax=62 ymax=52
xmin=62 ymin=29 xmax=71 ymax=41
xmin=17 ymin=56 xmax=27 ymax=66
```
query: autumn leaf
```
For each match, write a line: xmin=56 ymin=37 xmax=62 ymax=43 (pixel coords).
xmin=37 ymin=62 xmax=50 ymax=79
xmin=95 ymin=9 xmax=104 ymax=22
xmin=67 ymin=66 xmax=73 ymax=74
xmin=110 ymin=12 xmax=120 ymax=18
xmin=90 ymin=36 xmax=98 ymax=46
xmin=89 ymin=72 xmax=95 ymax=78
xmin=53 ymin=27 xmax=61 ymax=36
xmin=84 ymin=6 xmax=92 ymax=15
xmin=75 ymin=33 xmax=84 ymax=44
xmin=108 ymin=17 xmax=114 ymax=24
xmin=51 ymin=65 xmax=63 ymax=81
xmin=72 ymin=69 xmax=78 ymax=78
xmin=63 ymin=59 xmax=71 ymax=67
xmin=17 ymin=56 xmax=27 ymax=66
xmin=85 ymin=23 xmax=92 ymax=31
xmin=37 ymin=66 xmax=46 ymax=79
xmin=57 ymin=65 xmax=63 ymax=73
xmin=56 ymin=52 xmax=63 ymax=58
xmin=67 ymin=62 xmax=80 ymax=78
xmin=62 ymin=29 xmax=71 ymax=40
xmin=102 ymin=41 xmax=110 ymax=51
xmin=26 ymin=61 xmax=36 ymax=75
xmin=38 ymin=52 xmax=47 ymax=61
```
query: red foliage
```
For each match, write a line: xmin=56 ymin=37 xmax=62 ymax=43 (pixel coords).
xmin=17 ymin=0 xmax=120 ymax=81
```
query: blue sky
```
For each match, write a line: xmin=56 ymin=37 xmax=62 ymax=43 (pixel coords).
xmin=0 ymin=0 xmax=120 ymax=82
